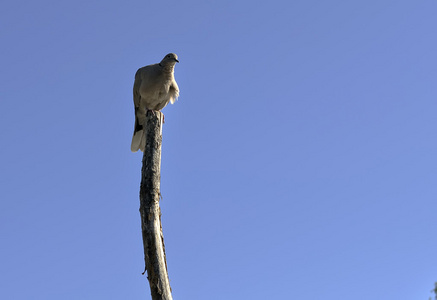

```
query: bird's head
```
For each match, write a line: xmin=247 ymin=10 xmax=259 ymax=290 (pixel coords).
xmin=160 ymin=53 xmax=179 ymax=66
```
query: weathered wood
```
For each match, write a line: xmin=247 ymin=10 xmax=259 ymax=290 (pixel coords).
xmin=139 ymin=111 xmax=173 ymax=300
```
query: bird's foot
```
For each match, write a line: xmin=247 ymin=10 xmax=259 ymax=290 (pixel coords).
xmin=146 ymin=109 xmax=165 ymax=124
xmin=146 ymin=109 xmax=156 ymax=117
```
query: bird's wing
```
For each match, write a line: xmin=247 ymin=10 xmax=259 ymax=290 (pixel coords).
xmin=133 ymin=68 xmax=143 ymax=109
xmin=169 ymin=80 xmax=179 ymax=104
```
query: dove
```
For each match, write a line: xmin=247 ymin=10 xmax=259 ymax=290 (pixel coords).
xmin=131 ymin=53 xmax=179 ymax=152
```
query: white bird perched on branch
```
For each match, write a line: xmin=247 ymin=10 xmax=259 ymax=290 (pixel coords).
xmin=131 ymin=53 xmax=180 ymax=152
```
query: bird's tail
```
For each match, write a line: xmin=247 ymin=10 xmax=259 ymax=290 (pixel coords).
xmin=131 ymin=116 xmax=145 ymax=152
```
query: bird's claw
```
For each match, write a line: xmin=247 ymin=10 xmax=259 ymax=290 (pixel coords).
xmin=146 ymin=109 xmax=165 ymax=124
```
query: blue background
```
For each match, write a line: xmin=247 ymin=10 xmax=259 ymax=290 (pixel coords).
xmin=1 ymin=0 xmax=436 ymax=299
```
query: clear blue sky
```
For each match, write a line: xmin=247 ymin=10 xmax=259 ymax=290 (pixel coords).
xmin=1 ymin=0 xmax=436 ymax=299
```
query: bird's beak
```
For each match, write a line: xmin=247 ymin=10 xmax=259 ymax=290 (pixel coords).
xmin=175 ymin=58 xmax=179 ymax=63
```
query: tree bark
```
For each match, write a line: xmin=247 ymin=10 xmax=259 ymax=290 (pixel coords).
xmin=139 ymin=111 xmax=173 ymax=300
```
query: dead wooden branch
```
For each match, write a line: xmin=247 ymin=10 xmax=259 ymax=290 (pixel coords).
xmin=139 ymin=111 xmax=172 ymax=300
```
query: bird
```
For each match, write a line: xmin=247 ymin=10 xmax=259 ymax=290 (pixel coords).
xmin=131 ymin=53 xmax=179 ymax=152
